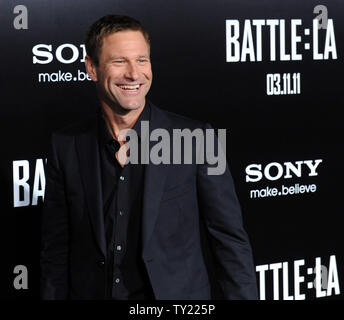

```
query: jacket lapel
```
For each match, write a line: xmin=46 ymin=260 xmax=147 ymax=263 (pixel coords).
xmin=142 ymin=104 xmax=171 ymax=256
xmin=73 ymin=104 xmax=171 ymax=258
xmin=75 ymin=119 xmax=106 ymax=257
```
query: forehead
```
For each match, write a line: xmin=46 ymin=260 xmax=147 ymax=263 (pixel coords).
xmin=100 ymin=30 xmax=150 ymax=56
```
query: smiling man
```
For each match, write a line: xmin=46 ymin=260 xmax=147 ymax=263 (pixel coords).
xmin=85 ymin=17 xmax=153 ymax=166
xmin=40 ymin=14 xmax=258 ymax=300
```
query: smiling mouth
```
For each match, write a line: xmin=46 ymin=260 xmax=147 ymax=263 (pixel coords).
xmin=117 ymin=84 xmax=141 ymax=91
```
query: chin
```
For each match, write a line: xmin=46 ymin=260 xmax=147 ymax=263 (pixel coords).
xmin=120 ymin=99 xmax=145 ymax=111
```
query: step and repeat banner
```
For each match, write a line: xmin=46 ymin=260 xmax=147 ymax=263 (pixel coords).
xmin=1 ymin=0 xmax=343 ymax=300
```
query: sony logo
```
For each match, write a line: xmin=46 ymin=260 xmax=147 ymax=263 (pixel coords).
xmin=32 ymin=43 xmax=86 ymax=64
xmin=245 ymin=159 xmax=323 ymax=183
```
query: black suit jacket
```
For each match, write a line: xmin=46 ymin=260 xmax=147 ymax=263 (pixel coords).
xmin=40 ymin=102 xmax=258 ymax=300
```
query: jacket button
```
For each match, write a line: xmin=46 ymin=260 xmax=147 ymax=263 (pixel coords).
xmin=98 ymin=260 xmax=105 ymax=267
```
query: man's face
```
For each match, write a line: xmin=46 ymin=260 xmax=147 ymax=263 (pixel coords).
xmin=86 ymin=30 xmax=152 ymax=112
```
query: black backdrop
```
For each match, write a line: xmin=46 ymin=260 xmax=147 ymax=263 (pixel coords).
xmin=1 ymin=0 xmax=343 ymax=300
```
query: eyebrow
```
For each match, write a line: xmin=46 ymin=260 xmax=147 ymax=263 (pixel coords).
xmin=108 ymin=55 xmax=150 ymax=60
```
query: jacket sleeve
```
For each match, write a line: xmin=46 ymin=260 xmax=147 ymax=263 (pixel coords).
xmin=196 ymin=122 xmax=258 ymax=300
xmin=40 ymin=133 xmax=69 ymax=299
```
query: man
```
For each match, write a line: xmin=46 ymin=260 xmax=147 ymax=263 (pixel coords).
xmin=40 ymin=14 xmax=258 ymax=300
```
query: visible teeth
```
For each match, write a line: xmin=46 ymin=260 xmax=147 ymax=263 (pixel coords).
xmin=118 ymin=84 xmax=140 ymax=90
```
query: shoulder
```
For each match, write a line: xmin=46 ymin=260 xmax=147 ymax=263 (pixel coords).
xmin=150 ymin=102 xmax=209 ymax=130
xmin=50 ymin=116 xmax=97 ymax=145
xmin=52 ymin=116 xmax=97 ymax=137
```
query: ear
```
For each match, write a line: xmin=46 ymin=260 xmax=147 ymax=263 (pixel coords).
xmin=85 ymin=55 xmax=98 ymax=82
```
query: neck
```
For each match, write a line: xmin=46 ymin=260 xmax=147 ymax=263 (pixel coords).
xmin=101 ymin=101 xmax=145 ymax=141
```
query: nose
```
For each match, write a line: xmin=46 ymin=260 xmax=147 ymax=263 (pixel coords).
xmin=124 ymin=61 xmax=139 ymax=81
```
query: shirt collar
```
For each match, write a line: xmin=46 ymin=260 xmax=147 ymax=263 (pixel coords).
xmin=131 ymin=100 xmax=151 ymax=139
xmin=99 ymin=100 xmax=151 ymax=146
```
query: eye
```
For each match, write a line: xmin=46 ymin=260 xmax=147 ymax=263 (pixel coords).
xmin=138 ymin=58 xmax=149 ymax=63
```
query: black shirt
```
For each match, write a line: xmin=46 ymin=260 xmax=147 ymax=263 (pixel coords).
xmin=98 ymin=102 xmax=155 ymax=300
